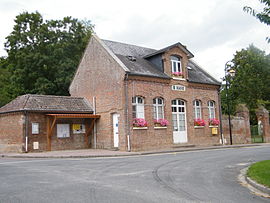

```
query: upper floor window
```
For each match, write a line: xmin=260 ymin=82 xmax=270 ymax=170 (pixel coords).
xmin=132 ymin=96 xmax=145 ymax=118
xmin=208 ymin=101 xmax=215 ymax=119
xmin=193 ymin=100 xmax=202 ymax=119
xmin=171 ymin=55 xmax=182 ymax=74
xmin=153 ymin=97 xmax=164 ymax=120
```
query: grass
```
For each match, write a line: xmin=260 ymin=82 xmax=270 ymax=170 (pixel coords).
xmin=247 ymin=160 xmax=270 ymax=188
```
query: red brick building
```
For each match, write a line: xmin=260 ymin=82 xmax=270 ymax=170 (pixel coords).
xmin=70 ymin=35 xmax=221 ymax=151
xmin=0 ymin=94 xmax=99 ymax=152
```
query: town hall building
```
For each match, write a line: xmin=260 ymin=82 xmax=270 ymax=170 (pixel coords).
xmin=69 ymin=35 xmax=221 ymax=151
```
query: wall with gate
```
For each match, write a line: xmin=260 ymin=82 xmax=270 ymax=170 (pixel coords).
xmin=221 ymin=104 xmax=270 ymax=145
xmin=222 ymin=104 xmax=251 ymax=144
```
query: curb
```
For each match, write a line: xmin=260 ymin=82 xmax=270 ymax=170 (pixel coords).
xmin=0 ymin=144 xmax=265 ymax=159
xmin=246 ymin=173 xmax=270 ymax=195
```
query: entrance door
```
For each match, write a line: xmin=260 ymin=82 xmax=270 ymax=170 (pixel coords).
xmin=113 ymin=113 xmax=120 ymax=148
xmin=172 ymin=99 xmax=188 ymax=143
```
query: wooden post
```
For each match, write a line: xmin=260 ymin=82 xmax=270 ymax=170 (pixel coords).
xmin=46 ymin=116 xmax=51 ymax=151
xmin=85 ymin=119 xmax=96 ymax=148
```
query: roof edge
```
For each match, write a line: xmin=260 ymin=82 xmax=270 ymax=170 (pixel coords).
xmin=189 ymin=59 xmax=221 ymax=85
xmin=143 ymin=42 xmax=194 ymax=59
xmin=93 ymin=34 xmax=130 ymax=72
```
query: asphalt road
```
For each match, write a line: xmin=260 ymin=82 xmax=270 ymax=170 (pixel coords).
xmin=0 ymin=146 xmax=270 ymax=203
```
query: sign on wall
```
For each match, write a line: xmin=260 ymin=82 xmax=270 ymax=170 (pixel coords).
xmin=172 ymin=85 xmax=186 ymax=91
xmin=72 ymin=124 xmax=86 ymax=134
xmin=32 ymin=123 xmax=39 ymax=134
xmin=57 ymin=124 xmax=70 ymax=138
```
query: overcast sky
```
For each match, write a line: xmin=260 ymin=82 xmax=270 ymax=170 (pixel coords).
xmin=0 ymin=0 xmax=269 ymax=80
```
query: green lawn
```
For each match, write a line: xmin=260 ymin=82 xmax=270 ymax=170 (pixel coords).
xmin=247 ymin=160 xmax=270 ymax=188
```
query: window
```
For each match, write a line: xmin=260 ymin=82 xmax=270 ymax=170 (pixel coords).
xmin=132 ymin=96 xmax=145 ymax=118
xmin=153 ymin=98 xmax=164 ymax=120
xmin=32 ymin=123 xmax=39 ymax=134
xmin=171 ymin=55 xmax=182 ymax=73
xmin=193 ymin=100 xmax=202 ymax=119
xmin=208 ymin=101 xmax=215 ymax=119
xmin=57 ymin=124 xmax=70 ymax=138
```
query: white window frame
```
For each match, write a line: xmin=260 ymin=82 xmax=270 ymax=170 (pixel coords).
xmin=193 ymin=100 xmax=202 ymax=119
xmin=208 ymin=101 xmax=216 ymax=119
xmin=32 ymin=123 xmax=39 ymax=134
xmin=171 ymin=56 xmax=182 ymax=73
xmin=153 ymin=98 xmax=164 ymax=120
xmin=132 ymin=96 xmax=145 ymax=119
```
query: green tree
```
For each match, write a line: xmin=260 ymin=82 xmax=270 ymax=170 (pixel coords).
xmin=0 ymin=57 xmax=12 ymax=106
xmin=4 ymin=11 xmax=93 ymax=100
xmin=244 ymin=0 xmax=270 ymax=42
xmin=221 ymin=45 xmax=270 ymax=123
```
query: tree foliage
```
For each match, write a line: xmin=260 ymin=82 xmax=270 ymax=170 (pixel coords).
xmin=1 ymin=11 xmax=93 ymax=106
xmin=244 ymin=0 xmax=270 ymax=42
xmin=221 ymin=45 xmax=270 ymax=123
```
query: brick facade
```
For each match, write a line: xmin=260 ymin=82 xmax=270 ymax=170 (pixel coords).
xmin=69 ymin=35 xmax=222 ymax=151
xmin=0 ymin=112 xmax=24 ymax=152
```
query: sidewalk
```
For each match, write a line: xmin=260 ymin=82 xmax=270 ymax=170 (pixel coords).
xmin=0 ymin=143 xmax=269 ymax=159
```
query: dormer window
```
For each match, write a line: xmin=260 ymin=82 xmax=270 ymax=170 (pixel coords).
xmin=171 ymin=56 xmax=183 ymax=74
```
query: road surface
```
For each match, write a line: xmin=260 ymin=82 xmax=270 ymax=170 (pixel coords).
xmin=0 ymin=146 xmax=270 ymax=202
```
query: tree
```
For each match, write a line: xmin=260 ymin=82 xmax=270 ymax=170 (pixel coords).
xmin=0 ymin=57 xmax=12 ymax=106
xmin=244 ymin=0 xmax=270 ymax=42
xmin=3 ymin=11 xmax=94 ymax=101
xmin=221 ymin=45 xmax=270 ymax=124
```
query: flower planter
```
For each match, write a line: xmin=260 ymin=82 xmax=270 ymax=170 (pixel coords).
xmin=133 ymin=127 xmax=148 ymax=130
xmin=154 ymin=126 xmax=167 ymax=129
xmin=194 ymin=126 xmax=205 ymax=129
xmin=209 ymin=125 xmax=219 ymax=128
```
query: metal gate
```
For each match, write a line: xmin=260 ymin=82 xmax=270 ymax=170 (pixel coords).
xmin=250 ymin=125 xmax=264 ymax=143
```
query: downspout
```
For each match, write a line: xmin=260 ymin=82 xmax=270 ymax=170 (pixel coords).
xmin=124 ymin=73 xmax=131 ymax=151
xmin=24 ymin=110 xmax=29 ymax=152
xmin=93 ymin=96 xmax=97 ymax=149
xmin=218 ymin=87 xmax=224 ymax=145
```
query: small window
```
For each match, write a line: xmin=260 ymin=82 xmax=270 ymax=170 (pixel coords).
xmin=57 ymin=124 xmax=70 ymax=138
xmin=193 ymin=100 xmax=202 ymax=119
xmin=153 ymin=98 xmax=164 ymax=120
xmin=208 ymin=101 xmax=216 ymax=119
xmin=132 ymin=96 xmax=145 ymax=119
xmin=32 ymin=123 xmax=39 ymax=134
xmin=171 ymin=55 xmax=182 ymax=73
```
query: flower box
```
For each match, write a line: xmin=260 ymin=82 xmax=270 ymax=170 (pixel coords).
xmin=194 ymin=118 xmax=206 ymax=127
xmin=133 ymin=127 xmax=148 ymax=130
xmin=154 ymin=126 xmax=167 ymax=129
xmin=209 ymin=118 xmax=220 ymax=126
xmin=133 ymin=118 xmax=148 ymax=127
xmin=154 ymin=119 xmax=169 ymax=127
xmin=172 ymin=71 xmax=183 ymax=77
xmin=194 ymin=126 xmax=204 ymax=129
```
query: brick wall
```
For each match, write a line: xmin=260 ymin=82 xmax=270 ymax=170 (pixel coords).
xmin=0 ymin=112 xmax=24 ymax=153
xmin=127 ymin=77 xmax=221 ymax=151
xmin=69 ymin=36 xmax=127 ymax=150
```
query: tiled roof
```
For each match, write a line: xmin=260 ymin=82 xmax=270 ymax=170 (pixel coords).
xmin=102 ymin=39 xmax=220 ymax=85
xmin=188 ymin=60 xmax=221 ymax=85
xmin=116 ymin=54 xmax=170 ymax=79
xmin=102 ymin=39 xmax=156 ymax=57
xmin=0 ymin=94 xmax=93 ymax=114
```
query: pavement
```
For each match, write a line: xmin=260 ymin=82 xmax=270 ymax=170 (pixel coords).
xmin=0 ymin=143 xmax=269 ymax=158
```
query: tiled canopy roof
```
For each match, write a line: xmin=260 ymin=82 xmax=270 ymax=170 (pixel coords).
xmin=0 ymin=94 xmax=93 ymax=114
xmin=102 ymin=39 xmax=220 ymax=85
